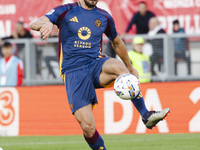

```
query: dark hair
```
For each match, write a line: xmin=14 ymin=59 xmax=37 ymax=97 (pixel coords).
xmin=2 ymin=42 xmax=12 ymax=47
xmin=16 ymin=21 xmax=24 ymax=26
xmin=173 ymin=20 xmax=179 ymax=25
xmin=139 ymin=1 xmax=147 ymax=5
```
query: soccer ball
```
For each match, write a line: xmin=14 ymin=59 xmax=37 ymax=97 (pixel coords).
xmin=114 ymin=73 xmax=140 ymax=100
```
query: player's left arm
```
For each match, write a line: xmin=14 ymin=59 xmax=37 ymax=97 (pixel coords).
xmin=111 ymin=36 xmax=139 ymax=78
xmin=104 ymin=14 xmax=139 ymax=78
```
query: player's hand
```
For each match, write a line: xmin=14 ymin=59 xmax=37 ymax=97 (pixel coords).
xmin=129 ymin=68 xmax=139 ymax=79
xmin=40 ymin=22 xmax=53 ymax=40
xmin=129 ymin=68 xmax=140 ymax=88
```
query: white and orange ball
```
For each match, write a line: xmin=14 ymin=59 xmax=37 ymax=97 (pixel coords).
xmin=114 ymin=73 xmax=140 ymax=100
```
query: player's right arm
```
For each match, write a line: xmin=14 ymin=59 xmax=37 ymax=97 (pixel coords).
xmin=30 ymin=16 xmax=53 ymax=40
xmin=30 ymin=5 xmax=67 ymax=40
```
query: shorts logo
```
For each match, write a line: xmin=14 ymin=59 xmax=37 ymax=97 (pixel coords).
xmin=78 ymin=27 xmax=91 ymax=40
xmin=95 ymin=20 xmax=102 ymax=27
xmin=70 ymin=103 xmax=73 ymax=110
xmin=98 ymin=147 xmax=104 ymax=150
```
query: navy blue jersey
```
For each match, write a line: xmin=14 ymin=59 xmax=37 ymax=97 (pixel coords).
xmin=45 ymin=1 xmax=118 ymax=78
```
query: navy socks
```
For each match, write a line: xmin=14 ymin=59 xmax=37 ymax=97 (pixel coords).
xmin=131 ymin=92 xmax=149 ymax=120
xmin=84 ymin=130 xmax=106 ymax=150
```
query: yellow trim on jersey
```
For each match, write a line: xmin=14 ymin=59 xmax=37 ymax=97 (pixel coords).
xmin=63 ymin=74 xmax=66 ymax=83
xmin=78 ymin=1 xmax=81 ymax=6
xmin=59 ymin=43 xmax=64 ymax=79
xmin=92 ymin=103 xmax=97 ymax=110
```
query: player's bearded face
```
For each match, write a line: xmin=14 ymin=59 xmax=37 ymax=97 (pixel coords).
xmin=84 ymin=0 xmax=98 ymax=8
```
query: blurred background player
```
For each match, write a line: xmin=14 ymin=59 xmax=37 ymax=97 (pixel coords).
xmin=148 ymin=17 xmax=165 ymax=75
xmin=128 ymin=37 xmax=151 ymax=83
xmin=0 ymin=42 xmax=24 ymax=86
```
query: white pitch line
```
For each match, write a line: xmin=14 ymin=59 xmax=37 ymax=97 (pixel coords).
xmin=0 ymin=141 xmax=85 ymax=146
xmin=0 ymin=135 xmax=198 ymax=146
xmin=0 ymin=138 xmax=149 ymax=146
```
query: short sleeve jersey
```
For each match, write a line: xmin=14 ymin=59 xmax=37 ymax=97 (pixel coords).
xmin=45 ymin=1 xmax=118 ymax=77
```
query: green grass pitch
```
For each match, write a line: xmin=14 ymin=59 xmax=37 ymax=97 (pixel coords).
xmin=0 ymin=133 xmax=199 ymax=150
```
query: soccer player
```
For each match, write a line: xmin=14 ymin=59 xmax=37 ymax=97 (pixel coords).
xmin=30 ymin=0 xmax=170 ymax=149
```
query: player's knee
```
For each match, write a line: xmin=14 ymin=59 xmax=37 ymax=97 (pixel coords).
xmin=81 ymin=121 xmax=95 ymax=136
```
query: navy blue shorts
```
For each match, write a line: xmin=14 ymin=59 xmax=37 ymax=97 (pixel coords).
xmin=64 ymin=57 xmax=110 ymax=113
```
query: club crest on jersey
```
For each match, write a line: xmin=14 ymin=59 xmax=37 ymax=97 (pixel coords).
xmin=78 ymin=27 xmax=91 ymax=40
xmin=95 ymin=19 xmax=102 ymax=27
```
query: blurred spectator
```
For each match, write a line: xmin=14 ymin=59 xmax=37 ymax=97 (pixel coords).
xmin=173 ymin=19 xmax=190 ymax=75
xmin=148 ymin=17 xmax=165 ymax=75
xmin=124 ymin=1 xmax=155 ymax=35
xmin=0 ymin=42 xmax=24 ymax=86
xmin=128 ymin=37 xmax=151 ymax=83
xmin=173 ymin=19 xmax=187 ymax=57
xmin=1 ymin=21 xmax=33 ymax=58
xmin=3 ymin=21 xmax=32 ymax=40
